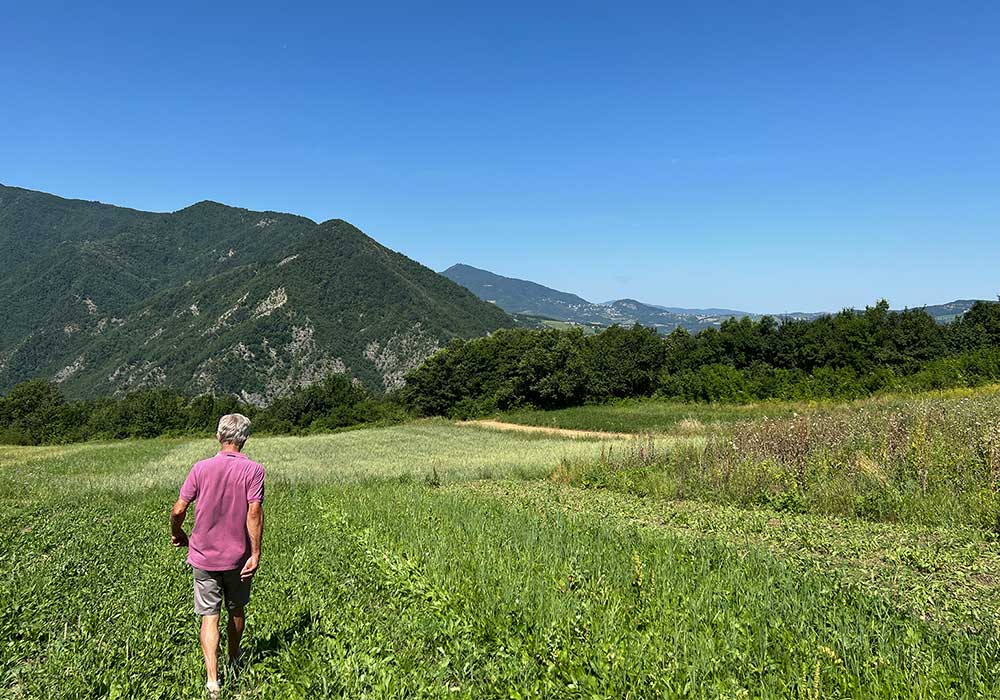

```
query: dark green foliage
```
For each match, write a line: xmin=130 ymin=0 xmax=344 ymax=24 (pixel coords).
xmin=658 ymin=363 xmax=753 ymax=402
xmin=903 ymin=347 xmax=1000 ymax=390
xmin=402 ymin=329 xmax=589 ymax=418
xmin=0 ymin=379 xmax=69 ymax=444
xmin=583 ymin=325 xmax=664 ymax=398
xmin=0 ymin=378 xmax=408 ymax=445
xmin=82 ymin=390 xmax=247 ymax=440
xmin=254 ymin=374 xmax=407 ymax=434
xmin=403 ymin=299 xmax=1000 ymax=417
xmin=950 ymin=299 xmax=1000 ymax=350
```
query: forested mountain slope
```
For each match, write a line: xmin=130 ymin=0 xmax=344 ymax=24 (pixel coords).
xmin=0 ymin=185 xmax=512 ymax=403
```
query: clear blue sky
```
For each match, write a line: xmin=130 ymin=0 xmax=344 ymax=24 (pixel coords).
xmin=3 ymin=1 xmax=998 ymax=312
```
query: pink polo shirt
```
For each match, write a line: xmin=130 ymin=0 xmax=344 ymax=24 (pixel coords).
xmin=180 ymin=450 xmax=265 ymax=571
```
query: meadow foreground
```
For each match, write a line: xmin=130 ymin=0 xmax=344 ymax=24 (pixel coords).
xmin=3 ymin=401 xmax=1000 ymax=698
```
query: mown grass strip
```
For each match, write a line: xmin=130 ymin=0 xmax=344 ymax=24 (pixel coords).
xmin=458 ymin=480 xmax=1000 ymax=634
xmin=495 ymin=398 xmax=797 ymax=434
xmin=329 ymin=483 xmax=1000 ymax=698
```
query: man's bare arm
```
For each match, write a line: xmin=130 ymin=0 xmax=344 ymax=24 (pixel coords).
xmin=170 ymin=499 xmax=190 ymax=547
xmin=240 ymin=501 xmax=263 ymax=581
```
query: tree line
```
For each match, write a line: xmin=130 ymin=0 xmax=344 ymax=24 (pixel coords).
xmin=0 ymin=374 xmax=405 ymax=445
xmin=401 ymin=300 xmax=1000 ymax=416
xmin=5 ymin=299 xmax=1000 ymax=444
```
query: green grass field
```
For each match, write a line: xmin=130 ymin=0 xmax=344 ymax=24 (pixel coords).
xmin=494 ymin=385 xmax=1000 ymax=434
xmin=3 ymin=402 xmax=1000 ymax=698
xmin=495 ymin=398 xmax=799 ymax=434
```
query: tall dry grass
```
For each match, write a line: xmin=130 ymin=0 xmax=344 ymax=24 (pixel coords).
xmin=553 ymin=392 xmax=1000 ymax=529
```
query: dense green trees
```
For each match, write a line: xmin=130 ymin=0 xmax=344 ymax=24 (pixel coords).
xmin=254 ymin=374 xmax=406 ymax=434
xmin=0 ymin=374 xmax=404 ymax=445
xmin=402 ymin=300 xmax=1000 ymax=417
xmin=402 ymin=329 xmax=590 ymax=417
xmin=584 ymin=325 xmax=665 ymax=398
xmin=0 ymin=380 xmax=70 ymax=444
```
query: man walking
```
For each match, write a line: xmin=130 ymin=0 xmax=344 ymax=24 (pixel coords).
xmin=171 ymin=414 xmax=265 ymax=698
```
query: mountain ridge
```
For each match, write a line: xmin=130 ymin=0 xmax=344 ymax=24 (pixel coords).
xmin=0 ymin=185 xmax=513 ymax=404
xmin=442 ymin=264 xmax=736 ymax=332
xmin=442 ymin=263 xmax=987 ymax=332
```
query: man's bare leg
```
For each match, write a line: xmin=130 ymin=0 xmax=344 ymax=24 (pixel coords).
xmin=227 ymin=607 xmax=246 ymax=663
xmin=200 ymin=614 xmax=220 ymax=685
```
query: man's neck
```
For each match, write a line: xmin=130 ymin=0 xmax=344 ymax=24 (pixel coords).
xmin=219 ymin=443 xmax=243 ymax=454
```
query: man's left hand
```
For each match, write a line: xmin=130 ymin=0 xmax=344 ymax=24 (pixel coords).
xmin=172 ymin=532 xmax=189 ymax=547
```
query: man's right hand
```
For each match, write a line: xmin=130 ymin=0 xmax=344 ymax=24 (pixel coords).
xmin=240 ymin=554 xmax=259 ymax=581
xmin=170 ymin=499 xmax=190 ymax=548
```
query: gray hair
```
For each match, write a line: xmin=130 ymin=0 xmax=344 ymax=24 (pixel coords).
xmin=217 ymin=413 xmax=252 ymax=447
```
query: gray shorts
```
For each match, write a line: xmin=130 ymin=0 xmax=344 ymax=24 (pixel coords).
xmin=193 ymin=566 xmax=252 ymax=616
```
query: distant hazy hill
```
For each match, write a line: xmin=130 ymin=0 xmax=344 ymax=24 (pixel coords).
xmin=443 ymin=263 xmax=986 ymax=332
xmin=911 ymin=300 xmax=983 ymax=323
xmin=0 ymin=185 xmax=512 ymax=403
xmin=646 ymin=304 xmax=752 ymax=317
xmin=442 ymin=264 xmax=737 ymax=333
xmin=442 ymin=264 xmax=610 ymax=323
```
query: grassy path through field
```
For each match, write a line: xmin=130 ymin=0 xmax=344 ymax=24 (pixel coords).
xmin=457 ymin=419 xmax=638 ymax=439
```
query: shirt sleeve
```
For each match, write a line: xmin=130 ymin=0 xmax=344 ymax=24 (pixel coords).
xmin=247 ymin=465 xmax=265 ymax=503
xmin=179 ymin=465 xmax=199 ymax=502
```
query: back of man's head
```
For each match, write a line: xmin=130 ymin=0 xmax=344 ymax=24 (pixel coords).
xmin=217 ymin=413 xmax=252 ymax=449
